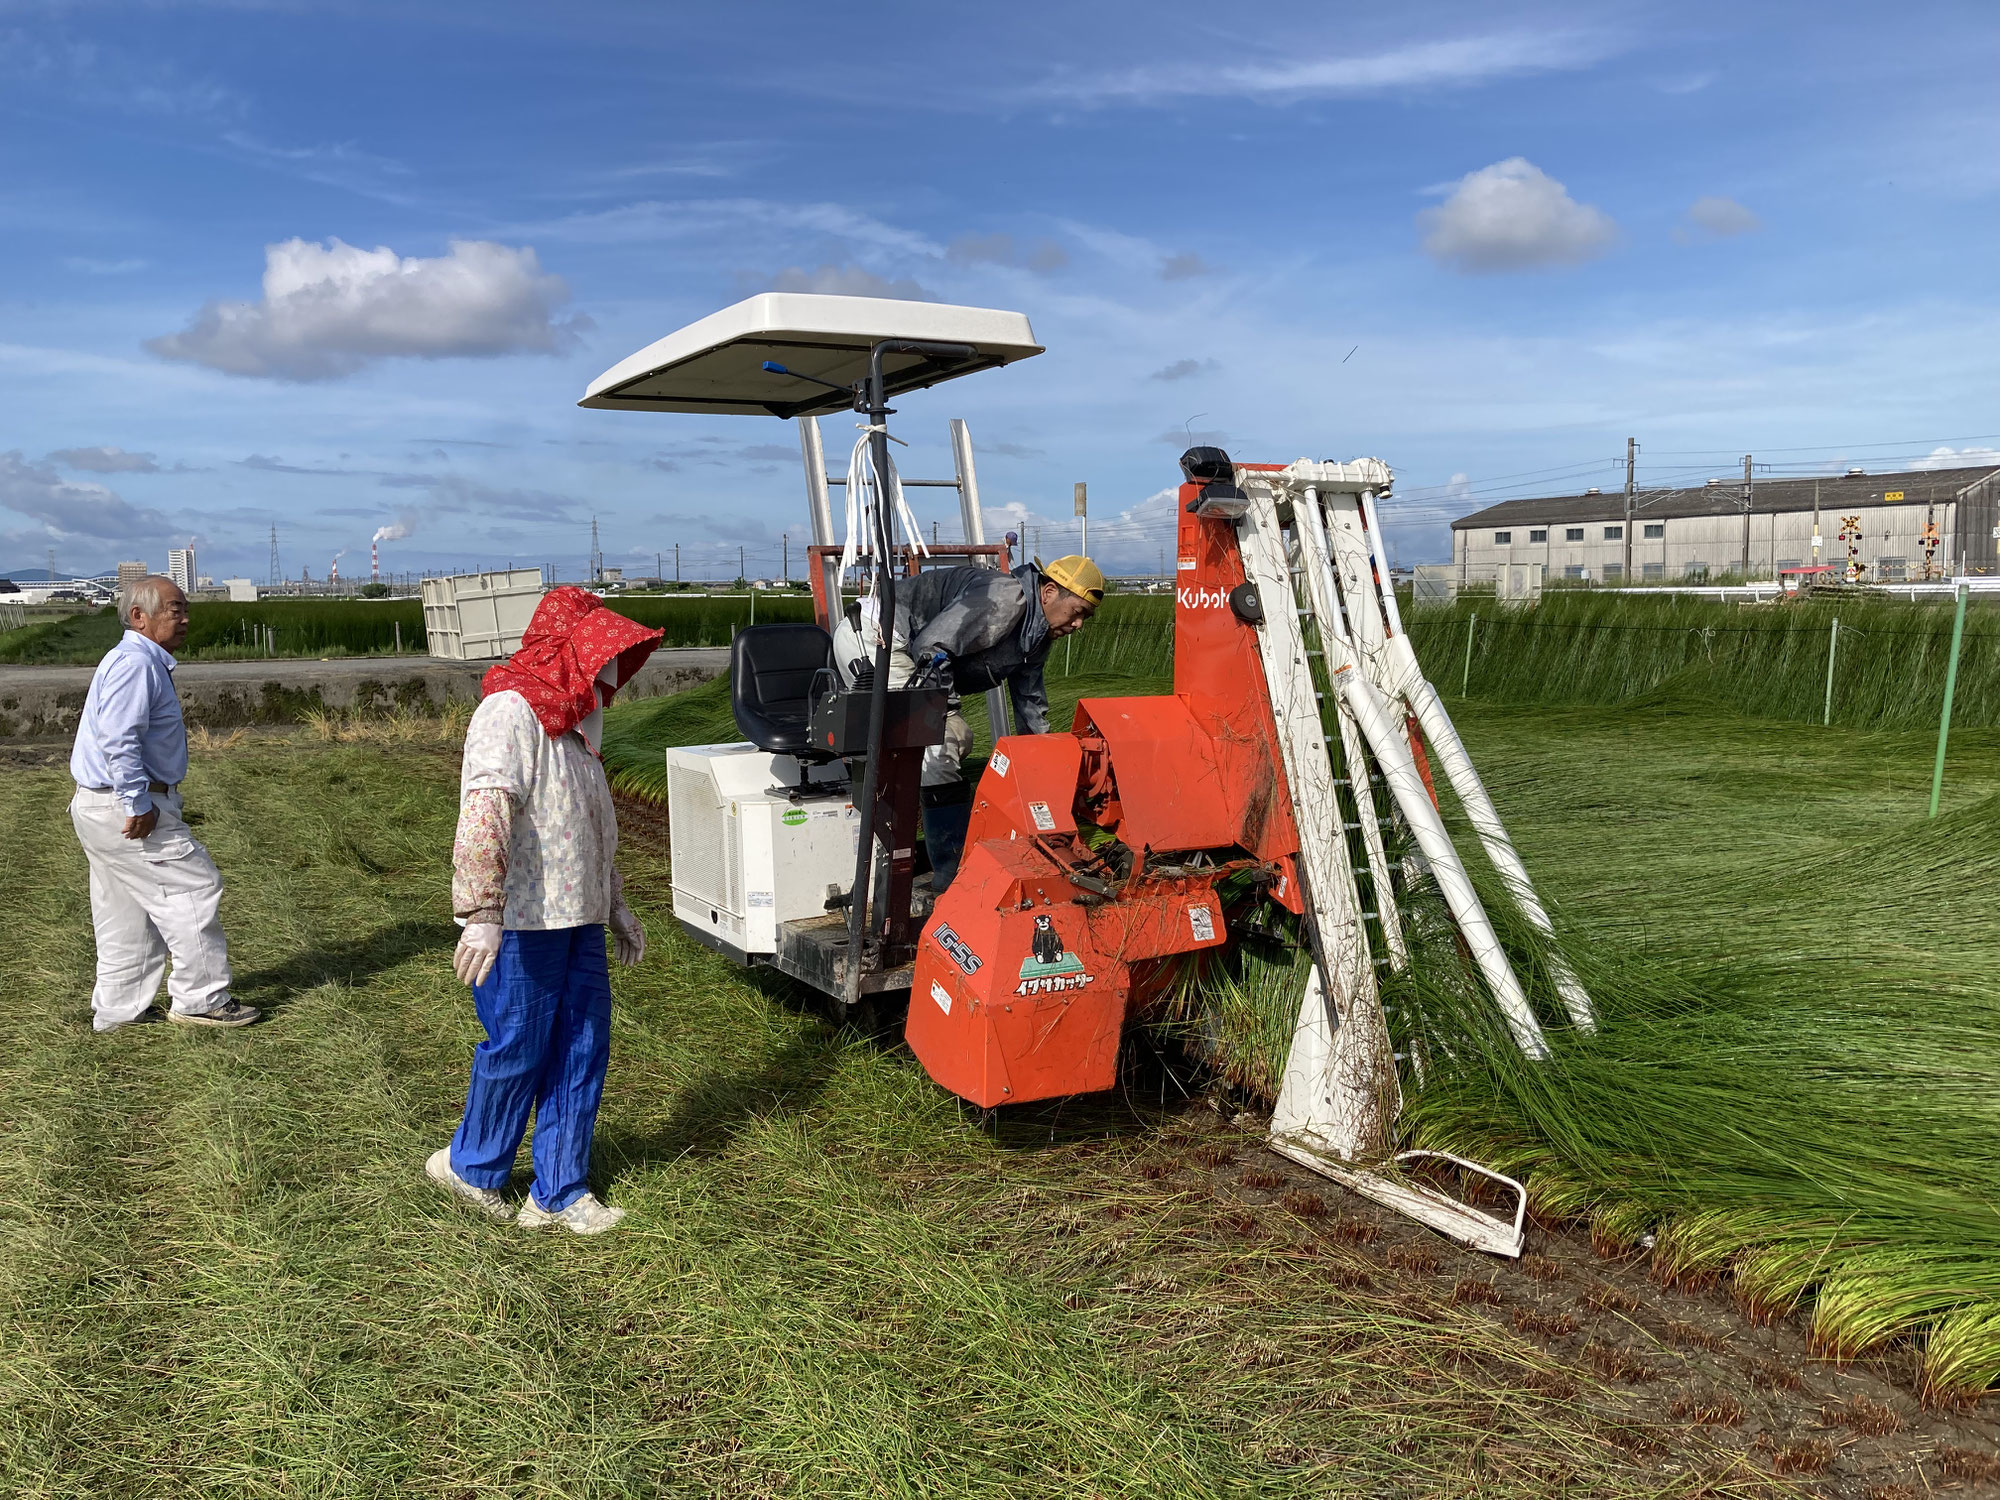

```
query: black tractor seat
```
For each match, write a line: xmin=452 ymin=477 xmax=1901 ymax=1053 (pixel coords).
xmin=730 ymin=623 xmax=836 ymax=758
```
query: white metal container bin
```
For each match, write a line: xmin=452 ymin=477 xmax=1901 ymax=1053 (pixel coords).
xmin=422 ymin=569 xmax=546 ymax=660
xmin=663 ymin=742 xmax=855 ymax=962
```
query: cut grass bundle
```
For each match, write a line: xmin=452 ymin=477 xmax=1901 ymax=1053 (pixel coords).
xmin=1363 ymin=707 xmax=2000 ymax=1398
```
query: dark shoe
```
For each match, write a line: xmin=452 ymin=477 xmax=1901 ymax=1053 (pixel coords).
xmin=168 ymin=999 xmax=261 ymax=1029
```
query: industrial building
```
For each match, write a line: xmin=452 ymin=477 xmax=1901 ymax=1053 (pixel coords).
xmin=1449 ymin=463 xmax=2000 ymax=585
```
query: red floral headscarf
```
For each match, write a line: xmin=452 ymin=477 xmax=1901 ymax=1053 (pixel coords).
xmin=480 ymin=586 xmax=665 ymax=738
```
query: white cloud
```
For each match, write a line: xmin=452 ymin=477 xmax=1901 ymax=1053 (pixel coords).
xmin=1683 ymin=195 xmax=1761 ymax=238
xmin=1160 ymin=252 xmax=1217 ymax=281
xmin=1042 ymin=31 xmax=1612 ymax=105
xmin=1658 ymin=70 xmax=1718 ymax=95
xmin=1418 ymin=158 xmax=1618 ymax=273
xmin=0 ymin=451 xmax=176 ymax=548
xmin=1913 ymin=445 xmax=2000 ymax=470
xmin=765 ymin=264 xmax=935 ymax=301
xmin=46 ymin=445 xmax=159 ymax=473
xmin=63 ymin=256 xmax=148 ymax=275
xmin=946 ymin=232 xmax=1067 ymax=272
xmin=221 ymin=132 xmax=415 ymax=205
xmin=146 ymin=238 xmax=589 ymax=381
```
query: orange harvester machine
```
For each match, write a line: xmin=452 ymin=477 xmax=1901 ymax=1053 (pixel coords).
xmin=906 ymin=462 xmax=1313 ymax=1107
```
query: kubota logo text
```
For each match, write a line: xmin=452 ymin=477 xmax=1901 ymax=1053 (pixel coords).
xmin=1177 ymin=585 xmax=1230 ymax=610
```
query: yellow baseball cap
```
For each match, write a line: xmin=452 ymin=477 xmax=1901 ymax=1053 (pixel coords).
xmin=1039 ymin=555 xmax=1105 ymax=605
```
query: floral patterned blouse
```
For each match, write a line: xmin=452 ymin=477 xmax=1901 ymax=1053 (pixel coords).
xmin=453 ymin=689 xmax=618 ymax=930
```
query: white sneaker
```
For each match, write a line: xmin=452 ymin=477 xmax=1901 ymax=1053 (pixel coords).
xmin=516 ymin=1191 xmax=626 ymax=1235
xmin=425 ymin=1147 xmax=512 ymax=1221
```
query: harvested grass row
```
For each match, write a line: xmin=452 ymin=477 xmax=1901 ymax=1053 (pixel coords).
xmin=0 ymin=746 xmax=1722 ymax=1495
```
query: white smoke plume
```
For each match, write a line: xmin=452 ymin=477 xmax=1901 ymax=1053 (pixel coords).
xmin=372 ymin=521 xmax=412 ymax=542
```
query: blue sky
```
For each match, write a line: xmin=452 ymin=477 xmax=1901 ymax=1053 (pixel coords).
xmin=6 ymin=1 xmax=2000 ymax=582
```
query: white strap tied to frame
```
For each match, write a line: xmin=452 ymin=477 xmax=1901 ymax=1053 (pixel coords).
xmin=840 ymin=423 xmax=927 ymax=581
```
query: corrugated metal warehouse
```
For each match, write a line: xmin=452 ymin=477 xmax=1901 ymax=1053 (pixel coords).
xmin=1449 ymin=464 xmax=2000 ymax=585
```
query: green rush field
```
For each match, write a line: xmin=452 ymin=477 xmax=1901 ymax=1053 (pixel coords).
xmin=0 ymin=594 xmax=817 ymax=666
xmin=0 ymin=724 xmax=1797 ymax=1499
xmin=10 ymin=588 xmax=2000 ymax=1494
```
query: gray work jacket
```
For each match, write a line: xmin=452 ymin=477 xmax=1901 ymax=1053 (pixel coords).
xmin=899 ymin=563 xmax=1053 ymax=734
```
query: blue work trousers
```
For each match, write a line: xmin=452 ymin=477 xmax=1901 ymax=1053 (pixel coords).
xmin=450 ymin=925 xmax=612 ymax=1213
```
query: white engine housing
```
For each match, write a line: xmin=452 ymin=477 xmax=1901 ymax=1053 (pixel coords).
xmin=663 ymin=743 xmax=857 ymax=961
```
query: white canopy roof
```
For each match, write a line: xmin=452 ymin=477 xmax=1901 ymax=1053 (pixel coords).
xmin=579 ymin=293 xmax=1044 ymax=418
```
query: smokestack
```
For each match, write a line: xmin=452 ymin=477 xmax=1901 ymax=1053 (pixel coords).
xmin=330 ymin=555 xmax=339 ymax=584
xmin=371 ymin=540 xmax=379 ymax=582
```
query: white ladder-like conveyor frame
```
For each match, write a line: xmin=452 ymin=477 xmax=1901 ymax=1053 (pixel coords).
xmin=1241 ymin=460 xmax=1594 ymax=1256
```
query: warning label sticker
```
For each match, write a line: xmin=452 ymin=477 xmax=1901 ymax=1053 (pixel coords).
xmin=1188 ymin=905 xmax=1216 ymax=942
xmin=930 ymin=981 xmax=952 ymax=1016
xmin=991 ymin=751 xmax=1011 ymax=778
xmin=1028 ymin=800 xmax=1056 ymax=831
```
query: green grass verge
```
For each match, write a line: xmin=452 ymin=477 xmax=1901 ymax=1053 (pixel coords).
xmin=0 ymin=740 xmax=1710 ymax=1496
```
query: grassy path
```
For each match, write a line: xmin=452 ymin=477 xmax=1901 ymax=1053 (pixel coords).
xmin=0 ymin=737 xmax=1751 ymax=1498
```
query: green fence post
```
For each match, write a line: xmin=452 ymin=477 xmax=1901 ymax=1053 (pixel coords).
xmin=1460 ymin=612 xmax=1477 ymax=697
xmin=1929 ymin=584 xmax=1970 ymax=819
xmin=1822 ymin=616 xmax=1838 ymax=727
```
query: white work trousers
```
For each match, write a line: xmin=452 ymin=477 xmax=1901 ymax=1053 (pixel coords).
xmin=69 ymin=787 xmax=234 ymax=1030
xmin=829 ymin=619 xmax=974 ymax=787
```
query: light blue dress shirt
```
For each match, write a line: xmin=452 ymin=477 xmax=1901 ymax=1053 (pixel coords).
xmin=69 ymin=631 xmax=188 ymax=816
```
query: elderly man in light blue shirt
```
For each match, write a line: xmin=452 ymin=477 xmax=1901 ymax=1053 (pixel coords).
xmin=68 ymin=575 xmax=258 ymax=1032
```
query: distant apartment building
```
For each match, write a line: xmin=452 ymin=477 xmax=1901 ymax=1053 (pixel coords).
xmin=115 ymin=560 xmax=149 ymax=594
xmin=1450 ymin=464 xmax=2000 ymax=585
xmin=168 ymin=547 xmax=197 ymax=594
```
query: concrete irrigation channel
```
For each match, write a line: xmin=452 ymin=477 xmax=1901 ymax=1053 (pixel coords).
xmin=0 ymin=648 xmax=729 ymax=737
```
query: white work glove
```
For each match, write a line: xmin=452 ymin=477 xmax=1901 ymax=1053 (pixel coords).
xmin=453 ymin=922 xmax=502 ymax=987
xmin=609 ymin=900 xmax=646 ymax=968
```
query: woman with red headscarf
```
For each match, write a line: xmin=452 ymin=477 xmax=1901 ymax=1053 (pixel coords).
xmin=426 ymin=587 xmax=664 ymax=1235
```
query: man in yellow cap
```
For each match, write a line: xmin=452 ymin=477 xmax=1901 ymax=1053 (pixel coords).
xmin=832 ymin=553 xmax=1103 ymax=888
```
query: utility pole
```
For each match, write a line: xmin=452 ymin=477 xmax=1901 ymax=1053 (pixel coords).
xmin=675 ymin=543 xmax=680 ymax=583
xmin=47 ymin=546 xmax=55 ymax=586
xmin=656 ymin=550 xmax=662 ymax=584
xmin=1741 ymin=455 xmax=1753 ymax=578
xmin=1812 ymin=481 xmax=1822 ymax=568
xmin=1075 ymin=481 xmax=1088 ymax=559
xmin=589 ymin=517 xmax=602 ymax=584
xmin=739 ymin=545 xmax=745 ymax=583
xmin=269 ymin=525 xmax=281 ymax=587
xmin=1621 ymin=438 xmax=1636 ymax=585
xmin=783 ymin=533 xmax=789 ymax=581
